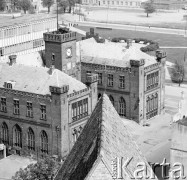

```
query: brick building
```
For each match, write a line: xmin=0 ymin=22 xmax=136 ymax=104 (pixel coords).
xmin=44 ymin=28 xmax=166 ymax=124
xmin=77 ymin=37 xmax=166 ymax=123
xmin=0 ymin=57 xmax=97 ymax=159
xmin=54 ymin=94 xmax=157 ymax=180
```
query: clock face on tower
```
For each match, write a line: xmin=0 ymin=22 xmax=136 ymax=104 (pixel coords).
xmin=66 ymin=48 xmax=72 ymax=58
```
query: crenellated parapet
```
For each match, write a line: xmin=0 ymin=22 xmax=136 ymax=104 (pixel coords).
xmin=130 ymin=59 xmax=145 ymax=67
xmin=0 ymin=88 xmax=51 ymax=101
xmin=67 ymin=88 xmax=90 ymax=101
xmin=86 ymin=74 xmax=98 ymax=84
xmin=144 ymin=62 xmax=160 ymax=73
xmin=81 ymin=62 xmax=130 ymax=72
xmin=43 ymin=31 xmax=76 ymax=43
xmin=50 ymin=85 xmax=69 ymax=94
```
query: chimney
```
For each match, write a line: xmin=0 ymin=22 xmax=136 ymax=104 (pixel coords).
xmin=9 ymin=55 xmax=17 ymax=66
xmin=49 ymin=53 xmax=55 ymax=75
xmin=126 ymin=39 xmax=132 ymax=49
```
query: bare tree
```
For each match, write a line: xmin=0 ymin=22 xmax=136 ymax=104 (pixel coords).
xmin=42 ymin=0 xmax=54 ymax=13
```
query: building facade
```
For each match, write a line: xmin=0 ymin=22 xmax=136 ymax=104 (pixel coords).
xmin=143 ymin=0 xmax=187 ymax=9
xmin=0 ymin=18 xmax=56 ymax=61
xmin=0 ymin=59 xmax=97 ymax=159
xmin=44 ymin=28 xmax=165 ymax=124
xmin=77 ymin=37 xmax=165 ymax=123
xmin=81 ymin=0 xmax=144 ymax=8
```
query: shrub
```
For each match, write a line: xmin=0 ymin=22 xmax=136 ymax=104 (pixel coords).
xmin=111 ymin=37 xmax=159 ymax=52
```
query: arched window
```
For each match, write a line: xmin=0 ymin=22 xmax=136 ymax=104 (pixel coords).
xmin=28 ymin=128 xmax=35 ymax=151
xmin=1 ymin=122 xmax=8 ymax=144
xmin=109 ymin=95 xmax=114 ymax=106
xmin=13 ymin=124 xmax=22 ymax=148
xmin=41 ymin=131 xmax=48 ymax=154
xmin=119 ymin=97 xmax=126 ymax=117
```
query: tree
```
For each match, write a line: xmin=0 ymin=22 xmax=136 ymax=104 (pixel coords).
xmin=0 ymin=0 xmax=6 ymax=11
xmin=42 ymin=0 xmax=54 ymax=13
xmin=11 ymin=0 xmax=19 ymax=11
xmin=171 ymin=60 xmax=185 ymax=87
xmin=12 ymin=157 xmax=61 ymax=180
xmin=59 ymin=0 xmax=69 ymax=13
xmin=144 ymin=1 xmax=155 ymax=17
xmin=18 ymin=0 xmax=32 ymax=14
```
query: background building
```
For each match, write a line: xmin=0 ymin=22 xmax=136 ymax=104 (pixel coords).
xmin=0 ymin=18 xmax=57 ymax=62
xmin=0 ymin=57 xmax=97 ymax=159
xmin=81 ymin=0 xmax=145 ymax=8
xmin=170 ymin=116 xmax=187 ymax=178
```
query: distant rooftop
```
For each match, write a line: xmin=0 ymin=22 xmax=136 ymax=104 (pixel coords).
xmin=0 ymin=63 xmax=86 ymax=95
xmin=76 ymin=38 xmax=157 ymax=68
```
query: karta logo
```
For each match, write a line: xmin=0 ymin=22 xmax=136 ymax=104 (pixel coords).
xmin=111 ymin=157 xmax=186 ymax=179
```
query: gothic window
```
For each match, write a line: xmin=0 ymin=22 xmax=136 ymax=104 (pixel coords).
xmin=1 ymin=122 xmax=8 ymax=144
xmin=119 ymin=97 xmax=126 ymax=117
xmin=13 ymin=124 xmax=22 ymax=148
xmin=28 ymin=128 xmax=35 ymax=151
xmin=72 ymin=98 xmax=88 ymax=122
xmin=147 ymin=71 xmax=159 ymax=91
xmin=41 ymin=130 xmax=48 ymax=154
xmin=109 ymin=95 xmax=114 ymax=106
xmin=40 ymin=104 xmax=46 ymax=120
xmin=26 ymin=102 xmax=33 ymax=118
xmin=146 ymin=93 xmax=158 ymax=119
xmin=0 ymin=97 xmax=7 ymax=112
xmin=107 ymin=74 xmax=113 ymax=87
xmin=119 ymin=75 xmax=125 ymax=89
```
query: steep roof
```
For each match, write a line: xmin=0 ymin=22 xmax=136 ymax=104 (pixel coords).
xmin=55 ymin=94 xmax=155 ymax=180
xmin=0 ymin=63 xmax=86 ymax=95
xmin=76 ymin=38 xmax=157 ymax=68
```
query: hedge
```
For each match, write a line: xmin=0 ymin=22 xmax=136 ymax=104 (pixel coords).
xmin=111 ymin=37 xmax=159 ymax=52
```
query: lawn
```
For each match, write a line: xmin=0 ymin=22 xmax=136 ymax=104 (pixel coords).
xmin=77 ymin=26 xmax=187 ymax=63
xmin=82 ymin=6 xmax=187 ymax=29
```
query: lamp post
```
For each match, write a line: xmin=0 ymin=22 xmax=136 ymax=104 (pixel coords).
xmin=57 ymin=0 xmax=59 ymax=30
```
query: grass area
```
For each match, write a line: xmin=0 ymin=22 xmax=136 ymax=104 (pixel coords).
xmin=77 ymin=26 xmax=187 ymax=63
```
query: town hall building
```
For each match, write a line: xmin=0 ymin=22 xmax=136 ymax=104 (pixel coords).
xmin=0 ymin=55 xmax=98 ymax=159
xmin=43 ymin=28 xmax=166 ymax=124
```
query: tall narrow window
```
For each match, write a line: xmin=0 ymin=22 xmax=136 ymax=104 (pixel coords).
xmin=72 ymin=102 xmax=77 ymax=121
xmin=28 ymin=128 xmax=35 ymax=151
xmin=109 ymin=95 xmax=114 ymax=106
xmin=40 ymin=104 xmax=46 ymax=120
xmin=72 ymin=129 xmax=78 ymax=144
xmin=0 ymin=97 xmax=7 ymax=112
xmin=83 ymin=98 xmax=88 ymax=116
xmin=13 ymin=124 xmax=22 ymax=148
xmin=41 ymin=130 xmax=48 ymax=154
xmin=26 ymin=102 xmax=33 ymax=118
xmin=119 ymin=97 xmax=126 ymax=117
xmin=119 ymin=75 xmax=125 ymax=89
xmin=98 ymin=73 xmax=102 ymax=85
xmin=1 ymin=122 xmax=8 ymax=144
xmin=107 ymin=74 xmax=113 ymax=87
xmin=13 ymin=99 xmax=20 ymax=115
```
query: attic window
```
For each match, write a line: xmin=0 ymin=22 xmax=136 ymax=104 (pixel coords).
xmin=6 ymin=83 xmax=12 ymax=89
